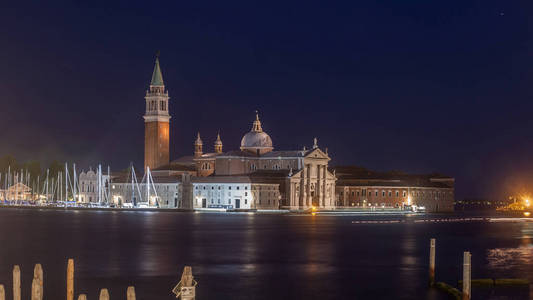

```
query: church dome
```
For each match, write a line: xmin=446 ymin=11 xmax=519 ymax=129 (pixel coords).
xmin=241 ymin=131 xmax=273 ymax=149
xmin=240 ymin=112 xmax=274 ymax=154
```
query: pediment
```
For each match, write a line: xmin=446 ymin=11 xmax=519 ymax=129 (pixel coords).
xmin=304 ymin=148 xmax=330 ymax=160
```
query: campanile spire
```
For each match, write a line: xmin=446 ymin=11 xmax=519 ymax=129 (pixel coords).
xmin=151 ymin=54 xmax=164 ymax=87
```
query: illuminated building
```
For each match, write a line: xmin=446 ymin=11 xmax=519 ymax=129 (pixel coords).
xmin=334 ymin=166 xmax=454 ymax=212
xmin=109 ymin=175 xmax=185 ymax=208
xmin=192 ymin=178 xmax=280 ymax=210
xmin=78 ymin=168 xmax=110 ymax=203
xmin=169 ymin=112 xmax=337 ymax=210
xmin=2 ymin=182 xmax=33 ymax=201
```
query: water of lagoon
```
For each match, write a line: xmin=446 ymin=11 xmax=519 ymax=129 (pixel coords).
xmin=0 ymin=209 xmax=531 ymax=300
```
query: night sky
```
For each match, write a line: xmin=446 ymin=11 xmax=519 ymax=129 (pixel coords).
xmin=1 ymin=1 xmax=532 ymax=200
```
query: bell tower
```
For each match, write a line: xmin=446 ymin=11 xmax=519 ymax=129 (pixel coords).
xmin=194 ymin=133 xmax=203 ymax=158
xmin=144 ymin=54 xmax=170 ymax=170
xmin=214 ymin=132 xmax=223 ymax=153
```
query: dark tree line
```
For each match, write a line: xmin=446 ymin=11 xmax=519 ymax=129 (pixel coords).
xmin=0 ymin=155 xmax=65 ymax=184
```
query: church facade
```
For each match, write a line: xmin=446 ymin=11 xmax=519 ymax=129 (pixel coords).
xmin=170 ymin=112 xmax=337 ymax=210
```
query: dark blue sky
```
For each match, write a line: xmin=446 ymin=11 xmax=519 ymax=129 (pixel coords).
xmin=1 ymin=1 xmax=532 ymax=199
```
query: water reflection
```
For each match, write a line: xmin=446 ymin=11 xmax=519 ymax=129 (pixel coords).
xmin=2 ymin=210 xmax=533 ymax=300
xmin=487 ymin=223 xmax=533 ymax=271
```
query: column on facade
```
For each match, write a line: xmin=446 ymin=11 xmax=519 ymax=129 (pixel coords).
xmin=299 ymin=167 xmax=305 ymax=209
xmin=344 ymin=188 xmax=348 ymax=207
xmin=317 ymin=165 xmax=322 ymax=207
xmin=322 ymin=165 xmax=327 ymax=208
xmin=306 ymin=164 xmax=311 ymax=207
xmin=291 ymin=182 xmax=297 ymax=208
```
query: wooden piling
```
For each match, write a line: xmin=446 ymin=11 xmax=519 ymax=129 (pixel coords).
xmin=33 ymin=264 xmax=43 ymax=300
xmin=462 ymin=251 xmax=471 ymax=300
xmin=181 ymin=266 xmax=196 ymax=300
xmin=127 ymin=286 xmax=136 ymax=300
xmin=13 ymin=265 xmax=20 ymax=300
xmin=182 ymin=266 xmax=194 ymax=287
xmin=99 ymin=289 xmax=109 ymax=300
xmin=67 ymin=259 xmax=74 ymax=300
xmin=77 ymin=294 xmax=87 ymax=300
xmin=31 ymin=278 xmax=42 ymax=300
xmin=0 ymin=284 xmax=5 ymax=300
xmin=429 ymin=238 xmax=436 ymax=286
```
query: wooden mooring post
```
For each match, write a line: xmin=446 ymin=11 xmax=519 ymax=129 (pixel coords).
xmin=172 ymin=266 xmax=197 ymax=300
xmin=31 ymin=278 xmax=42 ymax=300
xmin=429 ymin=238 xmax=436 ymax=286
xmin=127 ymin=286 xmax=136 ymax=300
xmin=34 ymin=263 xmax=43 ymax=300
xmin=462 ymin=251 xmax=471 ymax=300
xmin=13 ymin=265 xmax=21 ymax=300
xmin=3 ymin=258 xmax=141 ymax=300
xmin=99 ymin=288 xmax=110 ymax=300
xmin=67 ymin=259 xmax=74 ymax=300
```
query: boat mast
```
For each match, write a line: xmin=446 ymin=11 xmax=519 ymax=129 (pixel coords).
xmin=59 ymin=171 xmax=62 ymax=202
xmin=7 ymin=166 xmax=10 ymax=201
xmin=146 ymin=167 xmax=150 ymax=205
xmin=45 ymin=169 xmax=49 ymax=202
xmin=107 ymin=165 xmax=110 ymax=204
xmin=65 ymin=163 xmax=68 ymax=208
xmin=130 ymin=164 xmax=134 ymax=205
xmin=73 ymin=163 xmax=77 ymax=203
xmin=98 ymin=164 xmax=102 ymax=204
xmin=147 ymin=167 xmax=159 ymax=207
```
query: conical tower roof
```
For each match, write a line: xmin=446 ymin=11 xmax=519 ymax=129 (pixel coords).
xmin=195 ymin=132 xmax=203 ymax=145
xmin=215 ymin=132 xmax=223 ymax=146
xmin=151 ymin=56 xmax=164 ymax=86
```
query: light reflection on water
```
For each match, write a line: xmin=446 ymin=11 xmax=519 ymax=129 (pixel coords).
xmin=487 ymin=224 xmax=533 ymax=271
xmin=0 ymin=210 xmax=532 ymax=300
